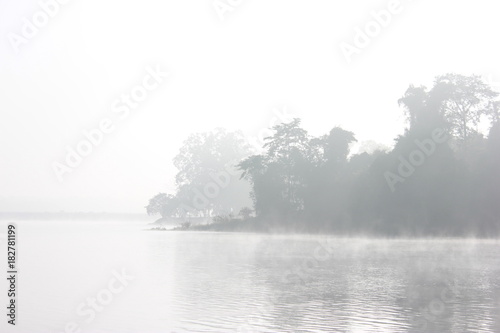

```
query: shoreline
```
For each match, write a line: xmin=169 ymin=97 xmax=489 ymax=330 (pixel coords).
xmin=147 ymin=217 xmax=500 ymax=239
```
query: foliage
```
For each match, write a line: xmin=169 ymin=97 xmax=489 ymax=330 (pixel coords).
xmin=145 ymin=193 xmax=177 ymax=218
xmin=148 ymin=73 xmax=500 ymax=236
xmin=147 ymin=129 xmax=252 ymax=220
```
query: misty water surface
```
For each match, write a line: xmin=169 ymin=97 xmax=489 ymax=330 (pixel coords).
xmin=7 ymin=220 xmax=500 ymax=333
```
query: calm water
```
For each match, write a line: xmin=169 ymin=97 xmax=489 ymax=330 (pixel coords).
xmin=1 ymin=220 xmax=499 ymax=332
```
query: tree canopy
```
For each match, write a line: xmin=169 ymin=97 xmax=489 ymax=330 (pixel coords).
xmin=148 ymin=74 xmax=500 ymax=236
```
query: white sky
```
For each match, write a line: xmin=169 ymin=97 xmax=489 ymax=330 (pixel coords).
xmin=1 ymin=0 xmax=499 ymax=213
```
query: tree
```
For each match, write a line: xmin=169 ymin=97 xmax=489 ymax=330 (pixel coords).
xmin=172 ymin=128 xmax=252 ymax=217
xmin=145 ymin=74 xmax=500 ymax=236
xmin=430 ymin=74 xmax=498 ymax=149
xmin=239 ymin=119 xmax=311 ymax=217
xmin=324 ymin=127 xmax=357 ymax=169
xmin=264 ymin=118 xmax=310 ymax=212
xmin=398 ymin=85 xmax=443 ymax=130
xmin=304 ymin=127 xmax=357 ymax=229
xmin=145 ymin=193 xmax=177 ymax=218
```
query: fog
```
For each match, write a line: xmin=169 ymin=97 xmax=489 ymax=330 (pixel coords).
xmin=1 ymin=1 xmax=500 ymax=332
xmin=2 ymin=0 xmax=500 ymax=213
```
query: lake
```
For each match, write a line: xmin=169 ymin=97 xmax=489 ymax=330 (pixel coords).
xmin=1 ymin=220 xmax=499 ymax=332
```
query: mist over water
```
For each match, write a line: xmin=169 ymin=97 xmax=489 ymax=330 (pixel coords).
xmin=3 ymin=220 xmax=497 ymax=333
xmin=3 ymin=1 xmax=500 ymax=332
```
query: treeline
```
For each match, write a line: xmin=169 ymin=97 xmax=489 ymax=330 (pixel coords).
xmin=148 ymin=74 xmax=500 ymax=236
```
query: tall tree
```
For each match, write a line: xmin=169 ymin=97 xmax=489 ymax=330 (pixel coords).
xmin=239 ymin=119 xmax=310 ymax=217
xmin=430 ymin=74 xmax=498 ymax=149
xmin=263 ymin=118 xmax=310 ymax=213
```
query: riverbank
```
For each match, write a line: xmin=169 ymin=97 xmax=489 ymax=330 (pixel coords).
xmin=163 ymin=216 xmax=499 ymax=238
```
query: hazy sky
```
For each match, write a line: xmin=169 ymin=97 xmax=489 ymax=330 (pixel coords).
xmin=1 ymin=0 xmax=499 ymax=213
